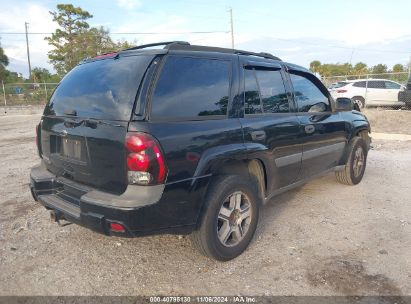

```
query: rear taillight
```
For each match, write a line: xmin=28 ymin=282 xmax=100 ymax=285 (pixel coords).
xmin=125 ymin=132 xmax=167 ymax=185
xmin=337 ymin=89 xmax=347 ymax=93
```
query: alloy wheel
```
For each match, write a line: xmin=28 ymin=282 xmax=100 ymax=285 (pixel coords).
xmin=217 ymin=191 xmax=252 ymax=247
xmin=353 ymin=146 xmax=365 ymax=178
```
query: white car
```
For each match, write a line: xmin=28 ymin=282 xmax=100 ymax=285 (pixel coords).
xmin=328 ymin=81 xmax=349 ymax=93
xmin=330 ymin=79 xmax=406 ymax=108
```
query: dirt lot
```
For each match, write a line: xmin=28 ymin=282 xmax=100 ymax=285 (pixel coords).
xmin=363 ymin=108 xmax=411 ymax=134
xmin=0 ymin=110 xmax=410 ymax=296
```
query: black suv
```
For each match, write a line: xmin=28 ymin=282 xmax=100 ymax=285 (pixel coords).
xmin=399 ymin=75 xmax=411 ymax=108
xmin=30 ymin=41 xmax=371 ymax=261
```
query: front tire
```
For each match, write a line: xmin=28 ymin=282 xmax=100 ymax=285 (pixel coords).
xmin=190 ymin=175 xmax=261 ymax=261
xmin=335 ymin=137 xmax=368 ymax=185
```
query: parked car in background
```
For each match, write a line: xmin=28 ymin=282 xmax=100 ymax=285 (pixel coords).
xmin=328 ymin=81 xmax=348 ymax=91
xmin=330 ymin=79 xmax=406 ymax=108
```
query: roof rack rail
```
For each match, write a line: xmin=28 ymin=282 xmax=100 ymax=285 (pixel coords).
xmin=234 ymin=50 xmax=281 ymax=61
xmin=258 ymin=52 xmax=280 ymax=60
xmin=121 ymin=41 xmax=281 ymax=61
xmin=123 ymin=41 xmax=190 ymax=52
xmin=166 ymin=43 xmax=281 ymax=61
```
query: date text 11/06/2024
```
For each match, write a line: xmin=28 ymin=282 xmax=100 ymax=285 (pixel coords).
xmin=149 ymin=296 xmax=257 ymax=303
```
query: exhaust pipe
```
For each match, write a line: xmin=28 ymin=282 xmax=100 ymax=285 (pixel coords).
xmin=50 ymin=210 xmax=72 ymax=227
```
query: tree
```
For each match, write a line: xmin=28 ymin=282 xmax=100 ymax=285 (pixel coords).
xmin=353 ymin=62 xmax=367 ymax=75
xmin=0 ymin=40 xmax=9 ymax=82
xmin=318 ymin=63 xmax=352 ymax=77
xmin=32 ymin=67 xmax=52 ymax=83
xmin=72 ymin=27 xmax=115 ymax=61
xmin=116 ymin=39 xmax=135 ymax=50
xmin=309 ymin=60 xmax=321 ymax=74
xmin=5 ymin=71 xmax=24 ymax=83
xmin=45 ymin=4 xmax=94 ymax=75
xmin=46 ymin=5 xmax=135 ymax=76
xmin=392 ymin=64 xmax=405 ymax=73
xmin=370 ymin=64 xmax=388 ymax=75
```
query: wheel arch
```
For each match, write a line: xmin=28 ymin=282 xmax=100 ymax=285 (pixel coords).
xmin=339 ymin=126 xmax=370 ymax=165
xmin=352 ymin=95 xmax=365 ymax=101
xmin=210 ymin=158 xmax=267 ymax=201
xmin=193 ymin=157 xmax=268 ymax=228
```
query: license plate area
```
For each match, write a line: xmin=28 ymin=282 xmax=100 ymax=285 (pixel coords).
xmin=62 ymin=138 xmax=82 ymax=160
xmin=51 ymin=135 xmax=87 ymax=163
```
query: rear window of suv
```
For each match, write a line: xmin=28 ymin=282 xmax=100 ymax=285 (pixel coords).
xmin=44 ymin=55 xmax=154 ymax=121
xmin=151 ymin=56 xmax=231 ymax=120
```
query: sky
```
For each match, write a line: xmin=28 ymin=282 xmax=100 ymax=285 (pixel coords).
xmin=1 ymin=0 xmax=411 ymax=78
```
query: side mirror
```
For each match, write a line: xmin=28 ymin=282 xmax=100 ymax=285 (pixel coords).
xmin=308 ymin=102 xmax=327 ymax=112
xmin=336 ymin=97 xmax=359 ymax=112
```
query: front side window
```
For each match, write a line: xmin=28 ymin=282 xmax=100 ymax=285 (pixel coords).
xmin=151 ymin=56 xmax=230 ymax=119
xmin=289 ymin=73 xmax=330 ymax=112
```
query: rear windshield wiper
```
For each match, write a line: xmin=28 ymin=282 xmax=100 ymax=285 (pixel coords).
xmin=63 ymin=117 xmax=121 ymax=129
xmin=83 ymin=119 xmax=122 ymax=128
xmin=64 ymin=108 xmax=77 ymax=116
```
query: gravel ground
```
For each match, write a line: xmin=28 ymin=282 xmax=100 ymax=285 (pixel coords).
xmin=363 ymin=108 xmax=411 ymax=134
xmin=0 ymin=113 xmax=410 ymax=296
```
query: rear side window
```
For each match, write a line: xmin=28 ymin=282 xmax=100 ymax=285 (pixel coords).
xmin=368 ymin=81 xmax=385 ymax=89
xmin=151 ymin=56 xmax=230 ymax=119
xmin=353 ymin=81 xmax=366 ymax=88
xmin=45 ymin=55 xmax=153 ymax=120
xmin=290 ymin=73 xmax=330 ymax=113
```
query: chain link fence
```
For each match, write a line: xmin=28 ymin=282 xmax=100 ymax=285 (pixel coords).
xmin=1 ymin=74 xmax=411 ymax=112
xmin=322 ymin=72 xmax=411 ymax=110
xmin=1 ymin=82 xmax=58 ymax=107
xmin=322 ymin=72 xmax=410 ymax=87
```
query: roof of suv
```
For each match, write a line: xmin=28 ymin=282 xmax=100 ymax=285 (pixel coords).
xmin=84 ymin=41 xmax=313 ymax=73
xmin=119 ymin=41 xmax=282 ymax=61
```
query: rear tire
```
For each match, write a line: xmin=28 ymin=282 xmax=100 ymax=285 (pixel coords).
xmin=190 ymin=175 xmax=261 ymax=261
xmin=335 ymin=137 xmax=368 ymax=185
xmin=352 ymin=96 xmax=365 ymax=109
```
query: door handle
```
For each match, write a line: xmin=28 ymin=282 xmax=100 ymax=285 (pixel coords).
xmin=304 ymin=125 xmax=315 ymax=134
xmin=250 ymin=130 xmax=266 ymax=141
